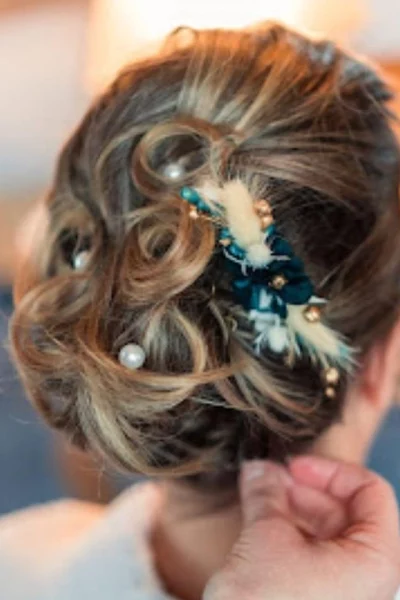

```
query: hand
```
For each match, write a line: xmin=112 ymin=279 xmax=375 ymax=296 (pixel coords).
xmin=203 ymin=456 xmax=400 ymax=600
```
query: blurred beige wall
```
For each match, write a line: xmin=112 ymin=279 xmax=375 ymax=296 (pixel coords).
xmin=0 ymin=1 xmax=89 ymax=196
xmin=0 ymin=0 xmax=400 ymax=283
xmin=1 ymin=0 xmax=400 ymax=198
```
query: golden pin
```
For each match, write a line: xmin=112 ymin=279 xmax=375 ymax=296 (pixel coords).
xmin=325 ymin=386 xmax=337 ymax=399
xmin=324 ymin=367 xmax=340 ymax=385
xmin=261 ymin=215 xmax=274 ymax=229
xmin=189 ymin=207 xmax=199 ymax=220
xmin=254 ymin=200 xmax=272 ymax=216
xmin=270 ymin=274 xmax=288 ymax=290
xmin=303 ymin=305 xmax=321 ymax=323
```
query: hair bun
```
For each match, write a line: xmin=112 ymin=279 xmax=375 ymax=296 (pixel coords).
xmin=10 ymin=23 xmax=400 ymax=490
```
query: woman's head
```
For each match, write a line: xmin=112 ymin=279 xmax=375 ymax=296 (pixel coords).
xmin=11 ymin=23 xmax=400 ymax=492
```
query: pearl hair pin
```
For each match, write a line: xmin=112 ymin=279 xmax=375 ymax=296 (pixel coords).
xmin=118 ymin=343 xmax=146 ymax=370
xmin=71 ymin=249 xmax=146 ymax=369
xmin=163 ymin=162 xmax=185 ymax=180
xmin=73 ymin=251 xmax=90 ymax=271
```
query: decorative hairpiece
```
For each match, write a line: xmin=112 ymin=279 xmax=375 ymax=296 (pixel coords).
xmin=73 ymin=250 xmax=90 ymax=271
xmin=174 ymin=170 xmax=353 ymax=388
xmin=72 ymin=254 xmax=146 ymax=371
xmin=118 ymin=343 xmax=146 ymax=370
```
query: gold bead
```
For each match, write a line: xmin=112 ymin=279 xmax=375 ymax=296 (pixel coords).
xmin=219 ymin=238 xmax=231 ymax=247
xmin=303 ymin=305 xmax=321 ymax=323
xmin=324 ymin=367 xmax=340 ymax=385
xmin=189 ymin=207 xmax=199 ymax=220
xmin=270 ymin=274 xmax=288 ymax=290
xmin=254 ymin=200 xmax=272 ymax=216
xmin=325 ymin=386 xmax=337 ymax=399
xmin=261 ymin=215 xmax=274 ymax=229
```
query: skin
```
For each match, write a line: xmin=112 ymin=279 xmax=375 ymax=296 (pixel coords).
xmin=152 ymin=318 xmax=400 ymax=600
xmin=18 ymin=205 xmax=400 ymax=599
xmin=204 ymin=456 xmax=400 ymax=600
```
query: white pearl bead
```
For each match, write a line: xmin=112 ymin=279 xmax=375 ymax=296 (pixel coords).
xmin=118 ymin=344 xmax=146 ymax=370
xmin=73 ymin=251 xmax=90 ymax=271
xmin=163 ymin=163 xmax=184 ymax=180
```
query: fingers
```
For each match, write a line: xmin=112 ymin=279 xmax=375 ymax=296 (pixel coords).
xmin=241 ymin=456 xmax=399 ymax=552
xmin=288 ymin=482 xmax=348 ymax=540
xmin=240 ymin=460 xmax=348 ymax=541
xmin=290 ymin=456 xmax=399 ymax=546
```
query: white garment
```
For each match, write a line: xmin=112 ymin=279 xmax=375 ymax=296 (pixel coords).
xmin=0 ymin=482 xmax=176 ymax=600
xmin=0 ymin=482 xmax=399 ymax=600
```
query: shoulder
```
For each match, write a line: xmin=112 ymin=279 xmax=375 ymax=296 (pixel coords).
xmin=0 ymin=482 xmax=159 ymax=557
xmin=0 ymin=499 xmax=104 ymax=599
xmin=0 ymin=484 xmax=163 ymax=600
xmin=0 ymin=499 xmax=104 ymax=566
xmin=0 ymin=497 xmax=104 ymax=535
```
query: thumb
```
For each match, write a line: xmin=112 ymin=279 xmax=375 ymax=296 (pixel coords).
xmin=240 ymin=460 xmax=293 ymax=526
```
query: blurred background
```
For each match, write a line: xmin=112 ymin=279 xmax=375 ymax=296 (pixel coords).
xmin=1 ymin=0 xmax=400 ymax=515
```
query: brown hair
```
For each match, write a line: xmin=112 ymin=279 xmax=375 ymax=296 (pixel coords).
xmin=10 ymin=23 xmax=400 ymax=492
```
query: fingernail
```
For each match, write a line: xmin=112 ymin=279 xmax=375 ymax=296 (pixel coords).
xmin=241 ymin=460 xmax=265 ymax=483
xmin=290 ymin=456 xmax=326 ymax=477
xmin=264 ymin=460 xmax=294 ymax=488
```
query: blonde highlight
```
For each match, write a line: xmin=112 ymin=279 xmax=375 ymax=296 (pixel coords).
xmin=10 ymin=23 xmax=400 ymax=491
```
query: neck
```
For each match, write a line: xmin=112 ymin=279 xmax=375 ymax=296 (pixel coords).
xmin=151 ymin=482 xmax=242 ymax=600
xmin=151 ymin=404 xmax=384 ymax=600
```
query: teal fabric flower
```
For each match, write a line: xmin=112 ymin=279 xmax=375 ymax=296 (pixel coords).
xmin=228 ymin=228 xmax=314 ymax=317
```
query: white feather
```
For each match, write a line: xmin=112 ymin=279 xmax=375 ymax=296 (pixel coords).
xmin=266 ymin=325 xmax=289 ymax=354
xmin=248 ymin=310 xmax=289 ymax=355
xmin=286 ymin=305 xmax=352 ymax=367
xmin=246 ymin=243 xmax=272 ymax=267
xmin=221 ymin=180 xmax=265 ymax=248
xmin=198 ymin=181 xmax=221 ymax=203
